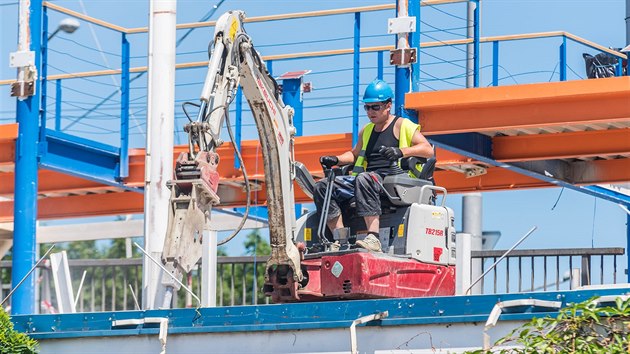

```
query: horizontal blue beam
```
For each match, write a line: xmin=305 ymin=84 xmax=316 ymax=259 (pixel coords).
xmin=39 ymin=129 xmax=140 ymax=191
xmin=12 ymin=287 xmax=630 ymax=339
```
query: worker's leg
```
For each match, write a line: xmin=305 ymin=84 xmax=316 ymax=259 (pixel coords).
xmin=313 ymin=177 xmax=354 ymax=233
xmin=354 ymin=172 xmax=382 ymax=234
xmin=363 ymin=215 xmax=379 ymax=234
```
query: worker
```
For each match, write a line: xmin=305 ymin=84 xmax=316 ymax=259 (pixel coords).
xmin=314 ymin=79 xmax=434 ymax=252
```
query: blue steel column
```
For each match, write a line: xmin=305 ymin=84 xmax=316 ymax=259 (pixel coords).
xmin=40 ymin=6 xmax=48 ymax=143
xmin=118 ymin=33 xmax=130 ymax=180
xmin=492 ymin=41 xmax=499 ymax=86
xmin=559 ymin=36 xmax=567 ymax=81
xmin=473 ymin=0 xmax=480 ymax=87
xmin=395 ymin=0 xmax=420 ymax=122
xmin=55 ymin=79 xmax=61 ymax=130
xmin=234 ymin=87 xmax=242 ymax=169
xmin=282 ymin=79 xmax=303 ymax=136
xmin=616 ymin=57 xmax=623 ymax=76
xmin=12 ymin=0 xmax=43 ymax=315
xmin=281 ymin=77 xmax=304 ymax=219
xmin=352 ymin=12 xmax=361 ymax=147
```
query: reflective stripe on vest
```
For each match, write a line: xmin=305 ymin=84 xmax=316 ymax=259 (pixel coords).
xmin=352 ymin=118 xmax=422 ymax=177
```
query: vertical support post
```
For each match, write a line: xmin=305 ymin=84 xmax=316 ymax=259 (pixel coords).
xmin=377 ymin=51 xmax=384 ymax=80
xmin=456 ymin=233 xmax=472 ymax=295
xmin=280 ymin=75 xmax=305 ymax=219
xmin=40 ymin=6 xmax=48 ymax=143
xmin=559 ymin=36 xmax=567 ymax=81
xmin=12 ymin=0 xmax=43 ymax=315
xmin=281 ymin=78 xmax=304 ymax=136
xmin=55 ymin=79 xmax=61 ymax=130
xmin=463 ymin=193 xmax=483 ymax=295
xmin=352 ymin=12 xmax=361 ymax=147
xmin=267 ymin=60 xmax=273 ymax=76
xmin=201 ymin=230 xmax=217 ymax=307
xmin=492 ymin=41 xmax=499 ymax=86
xmin=409 ymin=0 xmax=421 ymax=93
xmin=473 ymin=0 xmax=480 ymax=88
xmin=394 ymin=0 xmax=419 ymax=122
xmin=234 ymin=87 xmax=242 ymax=169
xmin=616 ymin=57 xmax=623 ymax=76
xmin=143 ymin=0 xmax=176 ymax=310
xmin=119 ymin=33 xmax=130 ymax=180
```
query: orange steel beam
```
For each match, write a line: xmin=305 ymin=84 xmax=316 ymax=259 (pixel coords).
xmin=407 ymin=77 xmax=630 ymax=134
xmin=0 ymin=123 xmax=17 ymax=170
xmin=0 ymin=167 xmax=555 ymax=222
xmin=493 ymin=129 xmax=630 ymax=162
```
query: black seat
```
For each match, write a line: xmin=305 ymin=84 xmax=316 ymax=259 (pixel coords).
xmin=294 ymin=161 xmax=317 ymax=199
xmin=381 ymin=156 xmax=436 ymax=206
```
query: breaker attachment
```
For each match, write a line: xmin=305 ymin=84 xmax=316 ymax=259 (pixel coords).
xmin=161 ymin=151 xmax=221 ymax=282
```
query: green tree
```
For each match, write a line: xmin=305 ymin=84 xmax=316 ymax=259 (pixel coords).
xmin=468 ymin=297 xmax=630 ymax=353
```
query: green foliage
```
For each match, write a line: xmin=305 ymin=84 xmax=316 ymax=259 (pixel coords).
xmin=0 ymin=307 xmax=38 ymax=354
xmin=467 ymin=297 xmax=630 ymax=354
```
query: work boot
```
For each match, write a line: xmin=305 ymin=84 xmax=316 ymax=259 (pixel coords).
xmin=356 ymin=234 xmax=382 ymax=253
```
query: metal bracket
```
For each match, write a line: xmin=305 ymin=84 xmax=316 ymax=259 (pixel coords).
xmin=389 ymin=48 xmax=417 ymax=66
xmin=9 ymin=50 xmax=34 ymax=68
xmin=11 ymin=81 xmax=35 ymax=97
xmin=465 ymin=166 xmax=487 ymax=178
xmin=350 ymin=311 xmax=389 ymax=354
xmin=388 ymin=16 xmax=416 ymax=34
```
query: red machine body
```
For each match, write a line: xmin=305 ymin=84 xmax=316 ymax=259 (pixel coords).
xmin=294 ymin=250 xmax=455 ymax=301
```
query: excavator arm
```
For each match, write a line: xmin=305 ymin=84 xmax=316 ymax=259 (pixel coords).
xmin=160 ymin=10 xmax=303 ymax=306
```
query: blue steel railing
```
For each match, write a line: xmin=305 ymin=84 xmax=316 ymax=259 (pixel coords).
xmin=2 ymin=2 xmax=627 ymax=169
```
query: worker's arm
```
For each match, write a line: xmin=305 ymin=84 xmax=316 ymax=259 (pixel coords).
xmin=335 ymin=127 xmax=363 ymax=165
xmin=401 ymin=128 xmax=434 ymax=158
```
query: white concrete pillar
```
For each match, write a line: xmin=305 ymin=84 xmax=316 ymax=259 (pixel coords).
xmin=143 ymin=0 xmax=176 ymax=309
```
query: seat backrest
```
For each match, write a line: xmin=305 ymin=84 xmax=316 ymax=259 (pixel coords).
xmin=294 ymin=161 xmax=316 ymax=199
xmin=382 ymin=174 xmax=433 ymax=206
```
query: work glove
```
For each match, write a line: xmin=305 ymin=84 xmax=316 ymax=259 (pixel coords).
xmin=379 ymin=146 xmax=403 ymax=161
xmin=319 ymin=155 xmax=339 ymax=168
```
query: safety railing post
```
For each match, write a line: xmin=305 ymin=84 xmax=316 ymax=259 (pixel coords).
xmin=41 ymin=6 xmax=49 ymax=142
xmin=377 ymin=51 xmax=384 ymax=80
xmin=352 ymin=11 xmax=361 ymax=147
xmin=559 ymin=36 xmax=567 ymax=81
xmin=55 ymin=79 xmax=62 ymax=130
xmin=118 ymin=32 xmax=130 ymax=180
xmin=492 ymin=41 xmax=499 ymax=86
xmin=473 ymin=0 xmax=480 ymax=87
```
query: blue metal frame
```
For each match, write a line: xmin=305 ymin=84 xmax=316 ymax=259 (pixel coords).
xmin=492 ymin=41 xmax=499 ymax=86
xmin=40 ymin=6 xmax=48 ymax=146
xmin=281 ymin=78 xmax=304 ymax=136
xmin=40 ymin=129 xmax=140 ymax=191
xmin=118 ymin=33 xmax=130 ymax=180
xmin=377 ymin=51 xmax=384 ymax=80
xmin=473 ymin=0 xmax=480 ymax=87
xmin=616 ymin=57 xmax=623 ymax=76
xmin=55 ymin=79 xmax=62 ymax=131
xmin=12 ymin=287 xmax=630 ymax=338
xmin=12 ymin=0 xmax=43 ymax=315
xmin=559 ymin=36 xmax=567 ymax=81
xmin=352 ymin=12 xmax=360 ymax=147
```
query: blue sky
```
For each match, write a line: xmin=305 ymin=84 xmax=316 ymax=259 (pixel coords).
xmin=0 ymin=0 xmax=628 ymax=282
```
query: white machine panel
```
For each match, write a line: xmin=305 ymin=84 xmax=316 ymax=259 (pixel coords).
xmin=406 ymin=204 xmax=455 ymax=265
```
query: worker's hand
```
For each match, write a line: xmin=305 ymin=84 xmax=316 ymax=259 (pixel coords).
xmin=319 ymin=155 xmax=339 ymax=168
xmin=379 ymin=146 xmax=403 ymax=161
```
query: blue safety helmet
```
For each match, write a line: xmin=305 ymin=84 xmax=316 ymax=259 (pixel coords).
xmin=363 ymin=79 xmax=394 ymax=103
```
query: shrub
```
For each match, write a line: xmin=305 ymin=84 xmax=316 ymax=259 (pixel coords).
xmin=0 ymin=307 xmax=38 ymax=354
xmin=468 ymin=296 xmax=630 ymax=353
